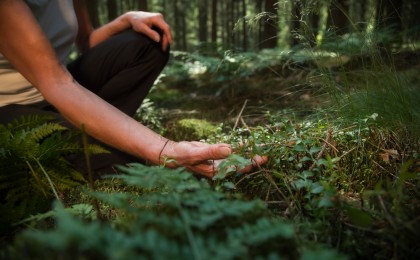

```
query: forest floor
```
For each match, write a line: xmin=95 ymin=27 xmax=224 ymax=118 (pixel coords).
xmin=151 ymin=49 xmax=420 ymax=139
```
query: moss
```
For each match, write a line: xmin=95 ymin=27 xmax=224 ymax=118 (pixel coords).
xmin=169 ymin=118 xmax=220 ymax=141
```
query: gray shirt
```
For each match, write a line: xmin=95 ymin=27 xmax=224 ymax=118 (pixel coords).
xmin=0 ymin=0 xmax=78 ymax=107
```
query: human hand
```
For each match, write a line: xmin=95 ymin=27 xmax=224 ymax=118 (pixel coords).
xmin=126 ymin=11 xmax=172 ymax=51
xmin=160 ymin=141 xmax=268 ymax=178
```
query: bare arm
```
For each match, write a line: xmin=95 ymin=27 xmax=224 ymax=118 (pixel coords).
xmin=0 ymin=0 xmax=232 ymax=177
xmin=73 ymin=0 xmax=172 ymax=52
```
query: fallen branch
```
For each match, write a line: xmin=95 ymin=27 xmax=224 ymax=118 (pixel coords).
xmin=233 ymin=99 xmax=248 ymax=131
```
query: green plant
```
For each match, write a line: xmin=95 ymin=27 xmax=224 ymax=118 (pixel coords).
xmin=338 ymin=160 xmax=420 ymax=259
xmin=135 ymin=98 xmax=164 ymax=133
xmin=3 ymin=164 xmax=306 ymax=260
xmin=0 ymin=115 xmax=107 ymax=234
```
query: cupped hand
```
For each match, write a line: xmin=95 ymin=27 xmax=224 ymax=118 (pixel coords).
xmin=126 ymin=11 xmax=172 ymax=51
xmin=161 ymin=141 xmax=268 ymax=178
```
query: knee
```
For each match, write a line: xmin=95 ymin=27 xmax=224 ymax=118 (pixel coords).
xmin=125 ymin=30 xmax=170 ymax=70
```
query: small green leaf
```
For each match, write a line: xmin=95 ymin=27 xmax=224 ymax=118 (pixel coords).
xmin=293 ymin=144 xmax=307 ymax=152
xmin=346 ymin=207 xmax=373 ymax=228
xmin=309 ymin=146 xmax=321 ymax=154
xmin=310 ymin=183 xmax=324 ymax=194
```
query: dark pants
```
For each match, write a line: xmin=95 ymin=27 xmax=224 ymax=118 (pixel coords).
xmin=0 ymin=29 xmax=170 ymax=176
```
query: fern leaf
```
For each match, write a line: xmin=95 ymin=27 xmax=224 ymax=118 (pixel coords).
xmin=6 ymin=114 xmax=55 ymax=132
xmin=30 ymin=122 xmax=67 ymax=142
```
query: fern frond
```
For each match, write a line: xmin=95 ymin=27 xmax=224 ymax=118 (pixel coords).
xmin=30 ymin=122 xmax=67 ymax=142
xmin=113 ymin=163 xmax=196 ymax=190
xmin=84 ymin=143 xmax=110 ymax=155
xmin=6 ymin=114 xmax=55 ymax=132
xmin=4 ymin=165 xmax=299 ymax=259
xmin=0 ymin=115 xmax=90 ymax=224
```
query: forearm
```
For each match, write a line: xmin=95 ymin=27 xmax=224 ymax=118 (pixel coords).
xmin=73 ymin=2 xmax=172 ymax=52
xmin=73 ymin=0 xmax=131 ymax=51
xmin=47 ymin=73 xmax=167 ymax=164
xmin=87 ymin=11 xmax=171 ymax=50
xmin=88 ymin=12 xmax=132 ymax=48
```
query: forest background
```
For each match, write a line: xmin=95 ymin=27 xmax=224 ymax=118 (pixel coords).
xmin=86 ymin=0 xmax=420 ymax=52
xmin=1 ymin=0 xmax=419 ymax=259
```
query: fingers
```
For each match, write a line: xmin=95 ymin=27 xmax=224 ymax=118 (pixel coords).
xmin=190 ymin=154 xmax=268 ymax=178
xmin=138 ymin=24 xmax=161 ymax=42
xmin=161 ymin=34 xmax=170 ymax=51
xmin=175 ymin=142 xmax=231 ymax=165
xmin=130 ymin=12 xmax=172 ymax=51
xmin=237 ymin=155 xmax=268 ymax=174
xmin=187 ymin=163 xmax=216 ymax=179
xmin=197 ymin=144 xmax=232 ymax=161
xmin=157 ymin=19 xmax=172 ymax=48
xmin=164 ymin=141 xmax=268 ymax=178
xmin=145 ymin=16 xmax=172 ymax=51
xmin=141 ymin=25 xmax=171 ymax=51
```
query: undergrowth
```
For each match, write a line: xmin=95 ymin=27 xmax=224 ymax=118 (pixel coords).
xmin=207 ymin=113 xmax=420 ymax=259
xmin=1 ymin=111 xmax=418 ymax=259
xmin=0 ymin=115 xmax=107 ymax=235
xmin=2 ymin=164 xmax=344 ymax=260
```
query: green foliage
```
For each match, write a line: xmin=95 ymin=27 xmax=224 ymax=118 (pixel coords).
xmin=333 ymin=67 xmax=420 ymax=137
xmin=135 ymin=98 xmax=164 ymax=133
xmin=311 ymin=30 xmax=420 ymax=138
xmin=342 ymin=160 xmax=420 ymax=259
xmin=164 ymin=50 xmax=290 ymax=88
xmin=0 ymin=115 xmax=108 ymax=233
xmin=4 ymin=164 xmax=302 ymax=259
xmin=207 ymin=112 xmax=420 ymax=259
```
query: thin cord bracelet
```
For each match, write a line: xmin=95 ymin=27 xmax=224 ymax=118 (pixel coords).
xmin=158 ymin=139 xmax=170 ymax=166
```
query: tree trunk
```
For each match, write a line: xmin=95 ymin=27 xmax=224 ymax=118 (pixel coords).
xmin=261 ymin=0 xmax=278 ymax=49
xmin=376 ymin=0 xmax=403 ymax=45
xmin=173 ymin=1 xmax=187 ymax=50
xmin=376 ymin=0 xmax=403 ymax=31
xmin=328 ymin=0 xmax=351 ymax=35
xmin=315 ymin=2 xmax=329 ymax=46
xmin=198 ymin=0 xmax=208 ymax=43
xmin=107 ymin=0 xmax=118 ymax=22
xmin=254 ymin=0 xmax=263 ymax=49
xmin=180 ymin=5 xmax=187 ymax=50
xmin=228 ymin=0 xmax=234 ymax=48
xmin=290 ymin=0 xmax=302 ymax=46
xmin=403 ymin=0 xmax=420 ymax=41
xmin=242 ymin=0 xmax=247 ymax=51
xmin=349 ymin=0 xmax=367 ymax=31
xmin=233 ymin=0 xmax=240 ymax=48
xmin=211 ymin=0 xmax=218 ymax=43
xmin=222 ymin=1 xmax=232 ymax=49
xmin=86 ymin=0 xmax=100 ymax=28
xmin=172 ymin=0 xmax=180 ymax=49
xmin=138 ymin=0 xmax=148 ymax=11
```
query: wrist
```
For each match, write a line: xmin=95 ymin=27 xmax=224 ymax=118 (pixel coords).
xmin=158 ymin=139 xmax=170 ymax=165
xmin=121 ymin=11 xmax=138 ymax=28
xmin=158 ymin=140 xmax=179 ymax=167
